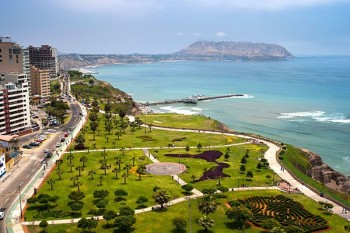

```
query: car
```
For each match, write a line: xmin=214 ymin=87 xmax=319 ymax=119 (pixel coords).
xmin=0 ymin=209 xmax=5 ymax=220
xmin=29 ymin=142 xmax=40 ymax=147
xmin=60 ymin=138 xmax=65 ymax=142
xmin=56 ymin=143 xmax=61 ymax=147
xmin=23 ymin=145 xmax=32 ymax=149
xmin=44 ymin=148 xmax=49 ymax=153
xmin=46 ymin=152 xmax=53 ymax=158
xmin=64 ymin=133 xmax=69 ymax=137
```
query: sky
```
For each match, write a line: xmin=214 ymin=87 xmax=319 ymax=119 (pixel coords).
xmin=1 ymin=0 xmax=350 ymax=55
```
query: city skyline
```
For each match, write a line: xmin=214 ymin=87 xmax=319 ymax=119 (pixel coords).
xmin=1 ymin=0 xmax=350 ymax=55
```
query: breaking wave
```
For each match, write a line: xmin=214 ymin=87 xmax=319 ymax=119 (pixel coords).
xmin=278 ymin=111 xmax=350 ymax=124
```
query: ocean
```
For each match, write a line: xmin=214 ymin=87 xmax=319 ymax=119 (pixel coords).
xmin=90 ymin=56 xmax=350 ymax=175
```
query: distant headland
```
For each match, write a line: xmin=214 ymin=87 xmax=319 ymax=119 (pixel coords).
xmin=58 ymin=41 xmax=293 ymax=70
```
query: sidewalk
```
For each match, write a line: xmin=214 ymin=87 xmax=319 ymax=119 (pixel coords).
xmin=6 ymin=103 xmax=87 ymax=233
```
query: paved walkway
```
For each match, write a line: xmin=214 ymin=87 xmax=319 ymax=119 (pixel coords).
xmin=18 ymin=121 xmax=350 ymax=230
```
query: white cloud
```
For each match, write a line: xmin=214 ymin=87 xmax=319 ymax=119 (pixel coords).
xmin=176 ymin=32 xmax=184 ymax=36
xmin=185 ymin=0 xmax=347 ymax=10
xmin=216 ymin=31 xmax=226 ymax=37
xmin=194 ymin=32 xmax=201 ymax=36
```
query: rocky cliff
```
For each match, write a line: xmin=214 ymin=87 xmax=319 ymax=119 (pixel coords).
xmin=303 ymin=149 xmax=350 ymax=193
xmin=175 ymin=41 xmax=293 ymax=60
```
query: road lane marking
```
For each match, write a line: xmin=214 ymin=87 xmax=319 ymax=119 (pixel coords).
xmin=13 ymin=190 xmax=16 ymax=194
xmin=20 ymin=181 xmax=23 ymax=186
xmin=5 ymin=198 xmax=9 ymax=203
xmin=32 ymin=168 xmax=35 ymax=172
xmin=34 ymin=161 xmax=38 ymax=165
xmin=26 ymin=174 xmax=30 ymax=179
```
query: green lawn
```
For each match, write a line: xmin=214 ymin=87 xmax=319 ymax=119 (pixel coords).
xmin=78 ymin=112 xmax=245 ymax=150
xmin=26 ymin=190 xmax=349 ymax=233
xmin=139 ymin=113 xmax=229 ymax=131
xmin=151 ymin=144 xmax=278 ymax=191
xmin=25 ymin=149 xmax=183 ymax=221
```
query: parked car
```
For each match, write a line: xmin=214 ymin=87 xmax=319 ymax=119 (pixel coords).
xmin=56 ymin=143 xmax=61 ymax=147
xmin=23 ymin=145 xmax=32 ymax=149
xmin=0 ymin=209 xmax=5 ymax=220
xmin=44 ymin=148 xmax=49 ymax=153
xmin=64 ymin=133 xmax=69 ymax=137
xmin=60 ymin=138 xmax=65 ymax=142
xmin=29 ymin=142 xmax=40 ymax=147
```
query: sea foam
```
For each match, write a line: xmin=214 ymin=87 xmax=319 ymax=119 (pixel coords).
xmin=278 ymin=111 xmax=350 ymax=124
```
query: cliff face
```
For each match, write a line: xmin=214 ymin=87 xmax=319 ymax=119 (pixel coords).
xmin=175 ymin=41 xmax=293 ymax=60
xmin=304 ymin=150 xmax=350 ymax=193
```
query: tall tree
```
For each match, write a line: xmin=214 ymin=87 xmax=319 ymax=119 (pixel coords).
xmin=153 ymin=189 xmax=170 ymax=209
xmin=198 ymin=195 xmax=217 ymax=216
xmin=197 ymin=216 xmax=215 ymax=232
xmin=47 ymin=178 xmax=56 ymax=191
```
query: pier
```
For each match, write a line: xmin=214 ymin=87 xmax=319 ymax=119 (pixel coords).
xmin=140 ymin=94 xmax=244 ymax=106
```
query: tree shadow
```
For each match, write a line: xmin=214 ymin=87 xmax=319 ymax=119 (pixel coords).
xmin=171 ymin=229 xmax=186 ymax=233
xmin=196 ymin=229 xmax=214 ymax=233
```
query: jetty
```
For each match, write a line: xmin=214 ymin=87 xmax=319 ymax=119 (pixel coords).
xmin=140 ymin=94 xmax=244 ymax=106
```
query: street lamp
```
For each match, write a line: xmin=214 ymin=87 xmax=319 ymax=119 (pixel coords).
xmin=188 ymin=195 xmax=192 ymax=233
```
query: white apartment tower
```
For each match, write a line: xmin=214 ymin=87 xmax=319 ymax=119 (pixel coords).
xmin=0 ymin=73 xmax=31 ymax=135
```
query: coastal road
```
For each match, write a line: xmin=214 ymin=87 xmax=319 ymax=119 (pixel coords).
xmin=0 ymin=100 xmax=82 ymax=233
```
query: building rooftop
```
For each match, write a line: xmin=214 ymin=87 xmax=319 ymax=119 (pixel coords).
xmin=0 ymin=135 xmax=18 ymax=142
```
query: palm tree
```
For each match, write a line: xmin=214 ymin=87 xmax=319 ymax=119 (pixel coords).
xmin=69 ymin=163 xmax=74 ymax=173
xmin=132 ymin=156 xmax=136 ymax=166
xmin=198 ymin=195 xmax=217 ymax=216
xmin=112 ymin=141 xmax=116 ymax=148
xmin=76 ymin=165 xmax=83 ymax=176
xmin=198 ymin=216 xmax=215 ymax=232
xmin=90 ymin=121 xmax=98 ymax=140
xmin=56 ymin=159 xmax=63 ymax=170
xmin=122 ymin=173 xmax=127 ymax=184
xmin=80 ymin=156 xmax=88 ymax=169
xmin=67 ymin=153 xmax=74 ymax=165
xmin=56 ymin=170 xmax=63 ymax=180
xmin=70 ymin=176 xmax=78 ymax=186
xmin=101 ymin=161 xmax=108 ymax=175
xmin=124 ymin=164 xmax=131 ymax=177
xmin=99 ymin=176 xmax=104 ymax=186
xmin=88 ymin=170 xmax=96 ymax=180
xmin=136 ymin=166 xmax=145 ymax=180
xmin=115 ymin=157 xmax=123 ymax=170
xmin=197 ymin=143 xmax=203 ymax=152
xmin=75 ymin=134 xmax=85 ymax=148
xmin=47 ymin=178 xmax=55 ymax=191
xmin=76 ymin=181 xmax=82 ymax=192
xmin=112 ymin=167 xmax=119 ymax=179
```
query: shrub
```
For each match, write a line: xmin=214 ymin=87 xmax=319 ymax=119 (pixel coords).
xmin=114 ymin=189 xmax=128 ymax=197
xmin=172 ymin=216 xmax=187 ymax=231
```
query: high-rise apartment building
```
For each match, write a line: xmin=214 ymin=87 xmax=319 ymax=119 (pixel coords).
xmin=0 ymin=73 xmax=31 ymax=135
xmin=0 ymin=36 xmax=23 ymax=73
xmin=30 ymin=66 xmax=50 ymax=98
xmin=28 ymin=45 xmax=58 ymax=79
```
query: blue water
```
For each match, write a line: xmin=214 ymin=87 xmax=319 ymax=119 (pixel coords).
xmin=91 ymin=57 xmax=350 ymax=175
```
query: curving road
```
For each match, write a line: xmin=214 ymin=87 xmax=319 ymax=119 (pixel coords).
xmin=0 ymin=78 xmax=82 ymax=233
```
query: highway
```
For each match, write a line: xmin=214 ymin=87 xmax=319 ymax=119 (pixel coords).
xmin=0 ymin=77 xmax=81 ymax=232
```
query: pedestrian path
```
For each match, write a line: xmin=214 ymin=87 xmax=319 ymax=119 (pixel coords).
xmin=22 ymin=186 xmax=281 ymax=226
xmin=16 ymin=119 xmax=350 ymax=231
